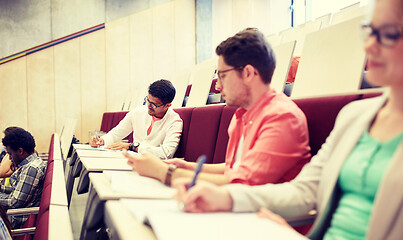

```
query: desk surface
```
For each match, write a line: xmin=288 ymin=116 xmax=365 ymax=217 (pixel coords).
xmin=50 ymin=160 xmax=68 ymax=206
xmin=89 ymin=172 xmax=176 ymax=200
xmin=76 ymin=149 xmax=125 ymax=158
xmin=80 ymin=157 xmax=132 ymax=172
xmin=49 ymin=205 xmax=74 ymax=240
xmin=105 ymin=200 xmax=157 ymax=240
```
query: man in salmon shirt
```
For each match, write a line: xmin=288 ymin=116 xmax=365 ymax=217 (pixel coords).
xmin=125 ymin=28 xmax=311 ymax=187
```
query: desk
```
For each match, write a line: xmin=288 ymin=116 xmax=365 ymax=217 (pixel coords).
xmin=81 ymin=172 xmax=175 ymax=239
xmin=104 ymin=200 xmax=156 ymax=240
xmin=65 ymin=145 xmax=130 ymax=206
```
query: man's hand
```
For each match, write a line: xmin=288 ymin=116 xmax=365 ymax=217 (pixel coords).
xmin=89 ymin=135 xmax=104 ymax=147
xmin=124 ymin=151 xmax=168 ymax=182
xmin=163 ymin=158 xmax=194 ymax=170
xmin=173 ymin=178 xmax=233 ymax=213
xmin=105 ymin=142 xmax=130 ymax=150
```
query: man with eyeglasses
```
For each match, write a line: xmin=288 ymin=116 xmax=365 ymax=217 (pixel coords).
xmin=125 ymin=28 xmax=311 ymax=187
xmin=90 ymin=79 xmax=183 ymax=159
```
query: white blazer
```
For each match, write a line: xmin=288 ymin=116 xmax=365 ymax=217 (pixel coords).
xmin=226 ymin=93 xmax=403 ymax=240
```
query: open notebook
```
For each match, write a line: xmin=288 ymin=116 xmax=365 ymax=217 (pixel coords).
xmin=121 ymin=198 xmax=308 ymax=240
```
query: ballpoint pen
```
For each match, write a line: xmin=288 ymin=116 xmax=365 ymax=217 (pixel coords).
xmin=94 ymin=130 xmax=100 ymax=148
xmin=187 ymin=155 xmax=206 ymax=190
xmin=178 ymin=155 xmax=207 ymax=211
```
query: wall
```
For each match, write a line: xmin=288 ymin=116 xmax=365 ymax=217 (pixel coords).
xmin=0 ymin=0 xmax=195 ymax=152
xmin=0 ymin=0 xmax=171 ymax=59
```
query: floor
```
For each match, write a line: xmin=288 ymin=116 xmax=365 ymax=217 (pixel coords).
xmin=65 ymin=158 xmax=89 ymax=240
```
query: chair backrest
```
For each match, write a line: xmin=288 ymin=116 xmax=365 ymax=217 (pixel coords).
xmin=294 ymin=94 xmax=361 ymax=156
xmin=183 ymin=105 xmax=224 ymax=163
xmin=212 ymin=106 xmax=237 ymax=164
xmin=173 ymin=107 xmax=194 ymax=158
xmin=100 ymin=112 xmax=115 ymax=133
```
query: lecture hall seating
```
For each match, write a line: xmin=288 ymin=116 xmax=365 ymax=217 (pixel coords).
xmin=99 ymin=91 xmax=384 ymax=181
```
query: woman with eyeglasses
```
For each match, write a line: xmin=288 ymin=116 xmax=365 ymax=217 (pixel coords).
xmin=174 ymin=0 xmax=403 ymax=239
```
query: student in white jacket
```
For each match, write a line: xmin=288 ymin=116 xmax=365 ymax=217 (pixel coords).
xmin=90 ymin=79 xmax=183 ymax=159
xmin=174 ymin=0 xmax=403 ymax=239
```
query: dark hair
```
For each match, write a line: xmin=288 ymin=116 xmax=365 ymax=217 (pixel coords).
xmin=0 ymin=205 xmax=12 ymax=237
xmin=4 ymin=126 xmax=23 ymax=136
xmin=148 ymin=79 xmax=176 ymax=104
xmin=2 ymin=128 xmax=35 ymax=154
xmin=216 ymin=28 xmax=276 ymax=84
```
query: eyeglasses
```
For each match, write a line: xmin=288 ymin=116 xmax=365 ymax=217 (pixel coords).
xmin=144 ymin=97 xmax=165 ymax=109
xmin=217 ymin=66 xmax=244 ymax=81
xmin=361 ymin=23 xmax=403 ymax=47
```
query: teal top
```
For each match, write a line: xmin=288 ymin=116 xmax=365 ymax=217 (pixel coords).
xmin=324 ymin=130 xmax=403 ymax=240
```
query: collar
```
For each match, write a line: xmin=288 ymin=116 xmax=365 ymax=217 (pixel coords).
xmin=18 ymin=153 xmax=38 ymax=168
xmin=234 ymin=89 xmax=276 ymax=124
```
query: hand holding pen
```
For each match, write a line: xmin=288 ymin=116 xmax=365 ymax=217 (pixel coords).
xmin=176 ymin=155 xmax=206 ymax=211
xmin=187 ymin=155 xmax=206 ymax=190
xmin=90 ymin=130 xmax=104 ymax=148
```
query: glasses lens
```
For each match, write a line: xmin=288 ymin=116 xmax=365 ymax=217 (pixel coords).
xmin=380 ymin=25 xmax=401 ymax=46
xmin=144 ymin=97 xmax=157 ymax=109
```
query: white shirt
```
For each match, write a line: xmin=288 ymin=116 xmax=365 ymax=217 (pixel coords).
xmin=101 ymin=106 xmax=183 ymax=159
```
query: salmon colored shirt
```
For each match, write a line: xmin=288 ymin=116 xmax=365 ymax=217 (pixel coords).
xmin=224 ymin=89 xmax=311 ymax=185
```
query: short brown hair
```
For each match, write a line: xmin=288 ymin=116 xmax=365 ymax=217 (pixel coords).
xmin=216 ymin=28 xmax=276 ymax=84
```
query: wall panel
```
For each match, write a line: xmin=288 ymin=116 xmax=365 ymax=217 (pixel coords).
xmin=54 ymin=39 xmax=82 ymax=141
xmin=26 ymin=48 xmax=55 ymax=152
xmin=0 ymin=58 xmax=28 ymax=131
xmin=80 ymin=30 xmax=106 ymax=140
xmin=174 ymin=0 xmax=196 ymax=73
xmin=153 ymin=2 xmax=175 ymax=80
xmin=106 ymin=16 xmax=131 ymax=111
xmin=232 ymin=0 xmax=253 ymax=32
xmin=212 ymin=0 xmax=232 ymax=55
xmin=129 ymin=9 xmax=154 ymax=108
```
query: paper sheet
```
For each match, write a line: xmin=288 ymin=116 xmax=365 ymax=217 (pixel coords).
xmin=146 ymin=211 xmax=309 ymax=240
xmin=110 ymin=171 xmax=177 ymax=199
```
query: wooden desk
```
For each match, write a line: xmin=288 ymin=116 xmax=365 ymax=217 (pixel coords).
xmin=76 ymin=149 xmax=126 ymax=158
xmin=49 ymin=205 xmax=74 ymax=240
xmin=50 ymin=159 xmax=69 ymax=206
xmin=104 ymin=200 xmax=156 ymax=240
xmin=80 ymin=157 xmax=132 ymax=172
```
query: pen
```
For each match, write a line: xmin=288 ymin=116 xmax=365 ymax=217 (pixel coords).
xmin=95 ymin=130 xmax=100 ymax=148
xmin=187 ymin=155 xmax=206 ymax=190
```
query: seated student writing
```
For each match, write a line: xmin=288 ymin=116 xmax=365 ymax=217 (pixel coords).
xmin=174 ymin=0 xmax=403 ymax=239
xmin=125 ymin=28 xmax=311 ymax=186
xmin=90 ymin=79 xmax=183 ymax=159
xmin=1 ymin=128 xmax=47 ymax=228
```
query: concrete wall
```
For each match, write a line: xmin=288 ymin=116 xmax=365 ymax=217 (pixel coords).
xmin=0 ymin=0 xmax=171 ymax=59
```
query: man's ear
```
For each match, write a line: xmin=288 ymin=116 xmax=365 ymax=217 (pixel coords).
xmin=243 ymin=64 xmax=256 ymax=82
xmin=17 ymin=147 xmax=24 ymax=156
xmin=165 ymin=103 xmax=172 ymax=108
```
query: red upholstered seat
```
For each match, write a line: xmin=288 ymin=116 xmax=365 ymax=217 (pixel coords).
xmin=294 ymin=94 xmax=362 ymax=156
xmin=210 ymin=78 xmax=220 ymax=94
xmin=47 ymin=134 xmax=54 ymax=165
xmin=32 ymin=210 xmax=49 ymax=240
xmin=212 ymin=106 xmax=237 ymax=164
xmin=173 ymin=107 xmax=194 ymax=158
xmin=185 ymin=84 xmax=192 ymax=97
xmin=184 ymin=105 xmax=224 ymax=163
xmin=43 ymin=161 xmax=54 ymax=188
xmin=100 ymin=112 xmax=115 ymax=133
